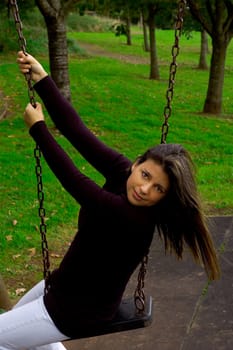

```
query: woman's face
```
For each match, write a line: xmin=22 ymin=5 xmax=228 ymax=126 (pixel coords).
xmin=126 ymin=159 xmax=170 ymax=207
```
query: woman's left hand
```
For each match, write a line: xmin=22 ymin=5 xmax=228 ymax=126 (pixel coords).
xmin=24 ymin=102 xmax=44 ymax=128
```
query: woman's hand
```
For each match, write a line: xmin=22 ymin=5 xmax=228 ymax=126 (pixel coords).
xmin=17 ymin=51 xmax=48 ymax=83
xmin=24 ymin=102 xmax=45 ymax=128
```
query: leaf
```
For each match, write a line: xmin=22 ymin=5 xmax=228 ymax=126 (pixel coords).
xmin=12 ymin=254 xmax=21 ymax=260
xmin=50 ymin=253 xmax=62 ymax=258
xmin=15 ymin=288 xmax=26 ymax=296
xmin=28 ymin=248 xmax=36 ymax=256
xmin=6 ymin=235 xmax=13 ymax=241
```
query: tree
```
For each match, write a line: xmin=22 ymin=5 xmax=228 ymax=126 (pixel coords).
xmin=109 ymin=0 xmax=135 ymax=46
xmin=146 ymin=2 xmax=160 ymax=79
xmin=35 ymin=0 xmax=82 ymax=101
xmin=140 ymin=9 xmax=150 ymax=52
xmin=141 ymin=0 xmax=178 ymax=80
xmin=182 ymin=7 xmax=209 ymax=70
xmin=83 ymin=0 xmax=178 ymax=80
xmin=121 ymin=4 xmax=132 ymax=46
xmin=187 ymin=0 xmax=233 ymax=114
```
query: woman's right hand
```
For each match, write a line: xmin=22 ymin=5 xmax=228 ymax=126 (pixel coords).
xmin=24 ymin=102 xmax=45 ymax=129
xmin=17 ymin=51 xmax=48 ymax=83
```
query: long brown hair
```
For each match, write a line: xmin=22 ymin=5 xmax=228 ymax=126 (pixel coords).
xmin=137 ymin=144 xmax=220 ymax=280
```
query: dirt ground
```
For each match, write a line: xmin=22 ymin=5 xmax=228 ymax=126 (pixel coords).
xmin=78 ymin=42 xmax=150 ymax=65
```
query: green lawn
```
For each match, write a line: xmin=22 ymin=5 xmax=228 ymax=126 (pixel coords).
xmin=0 ymin=28 xmax=232 ymax=298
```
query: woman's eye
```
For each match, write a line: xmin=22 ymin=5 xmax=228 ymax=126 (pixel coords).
xmin=142 ymin=170 xmax=148 ymax=178
xmin=155 ymin=185 xmax=164 ymax=194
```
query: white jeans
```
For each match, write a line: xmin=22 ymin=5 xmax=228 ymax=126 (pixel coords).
xmin=0 ymin=280 xmax=69 ymax=350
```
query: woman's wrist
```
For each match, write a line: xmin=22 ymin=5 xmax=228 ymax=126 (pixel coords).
xmin=34 ymin=71 xmax=48 ymax=84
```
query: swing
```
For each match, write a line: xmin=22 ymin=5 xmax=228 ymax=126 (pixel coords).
xmin=9 ymin=0 xmax=186 ymax=339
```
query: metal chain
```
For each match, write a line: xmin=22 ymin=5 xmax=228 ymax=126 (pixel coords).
xmin=134 ymin=255 xmax=148 ymax=313
xmin=34 ymin=147 xmax=51 ymax=292
xmin=8 ymin=0 xmax=51 ymax=292
xmin=161 ymin=0 xmax=186 ymax=144
xmin=8 ymin=0 xmax=37 ymax=107
xmin=134 ymin=0 xmax=187 ymax=314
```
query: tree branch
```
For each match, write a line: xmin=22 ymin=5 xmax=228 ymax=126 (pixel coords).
xmin=187 ymin=0 xmax=213 ymax=36
xmin=224 ymin=0 xmax=233 ymax=15
xmin=206 ymin=0 xmax=215 ymax=27
xmin=223 ymin=0 xmax=233 ymax=34
xmin=35 ymin=0 xmax=58 ymax=19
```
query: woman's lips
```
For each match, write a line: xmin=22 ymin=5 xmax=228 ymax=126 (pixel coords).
xmin=133 ymin=189 xmax=144 ymax=201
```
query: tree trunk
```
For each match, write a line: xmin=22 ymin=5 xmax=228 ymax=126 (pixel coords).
xmin=36 ymin=0 xmax=71 ymax=101
xmin=203 ymin=38 xmax=227 ymax=114
xmin=0 ymin=275 xmax=12 ymax=311
xmin=44 ymin=15 xmax=71 ymax=101
xmin=148 ymin=9 xmax=159 ymax=80
xmin=125 ymin=12 xmax=132 ymax=46
xmin=198 ymin=29 xmax=209 ymax=70
xmin=141 ymin=11 xmax=150 ymax=52
xmin=188 ymin=0 xmax=233 ymax=115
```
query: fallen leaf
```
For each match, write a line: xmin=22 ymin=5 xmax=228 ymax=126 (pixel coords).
xmin=28 ymin=248 xmax=36 ymax=256
xmin=50 ymin=253 xmax=62 ymax=258
xmin=15 ymin=288 xmax=26 ymax=296
xmin=6 ymin=235 xmax=13 ymax=241
xmin=13 ymin=254 xmax=21 ymax=260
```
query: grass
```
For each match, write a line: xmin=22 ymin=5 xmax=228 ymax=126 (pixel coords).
xmin=0 ymin=17 xmax=233 ymax=299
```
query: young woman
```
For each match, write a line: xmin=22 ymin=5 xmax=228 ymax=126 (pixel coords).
xmin=0 ymin=52 xmax=220 ymax=350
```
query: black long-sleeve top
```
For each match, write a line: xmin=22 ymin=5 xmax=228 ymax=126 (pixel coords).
xmin=30 ymin=76 xmax=156 ymax=338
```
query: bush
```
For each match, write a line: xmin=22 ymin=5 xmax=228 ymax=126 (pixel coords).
xmin=0 ymin=15 xmax=19 ymax=53
xmin=67 ymin=38 xmax=86 ymax=55
xmin=0 ymin=8 xmax=114 ymax=55
xmin=67 ymin=13 xmax=114 ymax=33
xmin=0 ymin=8 xmax=47 ymax=55
xmin=111 ymin=22 xmax=127 ymax=37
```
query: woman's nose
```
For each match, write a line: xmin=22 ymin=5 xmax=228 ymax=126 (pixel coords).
xmin=140 ymin=183 xmax=151 ymax=194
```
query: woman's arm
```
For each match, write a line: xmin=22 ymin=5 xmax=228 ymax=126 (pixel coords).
xmin=23 ymin=104 xmax=129 ymax=214
xmin=29 ymin=120 xmax=104 ymax=208
xmin=17 ymin=52 xmax=127 ymax=178
xmin=34 ymin=76 xmax=124 ymax=178
xmin=23 ymin=103 xmax=103 ymax=206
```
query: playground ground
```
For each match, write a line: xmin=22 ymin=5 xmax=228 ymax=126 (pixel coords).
xmin=64 ymin=216 xmax=233 ymax=350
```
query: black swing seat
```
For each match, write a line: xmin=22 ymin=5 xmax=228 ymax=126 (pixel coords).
xmin=69 ymin=295 xmax=153 ymax=339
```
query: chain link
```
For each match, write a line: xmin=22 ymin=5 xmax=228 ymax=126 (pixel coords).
xmin=134 ymin=255 xmax=148 ymax=313
xmin=9 ymin=0 xmax=37 ymax=107
xmin=9 ymin=0 xmax=50 ymax=292
xmin=161 ymin=0 xmax=186 ymax=144
xmin=34 ymin=146 xmax=51 ymax=292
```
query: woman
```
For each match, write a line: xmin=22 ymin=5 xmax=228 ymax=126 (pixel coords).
xmin=0 ymin=52 xmax=220 ymax=350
